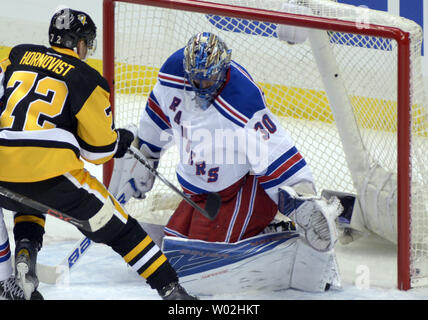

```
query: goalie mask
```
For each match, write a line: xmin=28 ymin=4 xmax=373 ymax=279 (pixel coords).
xmin=49 ymin=8 xmax=97 ymax=59
xmin=183 ymin=32 xmax=231 ymax=110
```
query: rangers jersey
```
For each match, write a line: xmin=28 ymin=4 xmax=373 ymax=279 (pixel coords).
xmin=138 ymin=48 xmax=314 ymax=203
xmin=0 ymin=44 xmax=117 ymax=182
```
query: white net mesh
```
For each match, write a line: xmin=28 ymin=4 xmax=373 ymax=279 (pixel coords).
xmin=108 ymin=0 xmax=428 ymax=286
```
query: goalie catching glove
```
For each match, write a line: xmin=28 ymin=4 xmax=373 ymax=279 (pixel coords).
xmin=278 ymin=186 xmax=343 ymax=252
xmin=109 ymin=124 xmax=157 ymax=205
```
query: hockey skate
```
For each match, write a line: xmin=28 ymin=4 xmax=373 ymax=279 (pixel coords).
xmin=158 ymin=281 xmax=198 ymax=300
xmin=0 ymin=276 xmax=26 ymax=300
xmin=14 ymin=239 xmax=43 ymax=300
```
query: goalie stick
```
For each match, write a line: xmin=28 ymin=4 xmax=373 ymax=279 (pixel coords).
xmin=127 ymin=145 xmax=222 ymax=220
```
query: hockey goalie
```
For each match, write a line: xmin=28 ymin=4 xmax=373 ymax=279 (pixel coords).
xmin=109 ymin=31 xmax=343 ymax=294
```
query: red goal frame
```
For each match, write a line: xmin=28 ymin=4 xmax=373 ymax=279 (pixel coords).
xmin=102 ymin=0 xmax=412 ymax=290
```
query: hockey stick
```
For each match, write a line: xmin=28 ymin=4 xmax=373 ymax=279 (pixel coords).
xmin=36 ymin=236 xmax=92 ymax=284
xmin=127 ymin=145 xmax=221 ymax=220
xmin=11 ymin=236 xmax=92 ymax=285
xmin=0 ymin=185 xmax=95 ymax=283
xmin=0 ymin=185 xmax=94 ymax=232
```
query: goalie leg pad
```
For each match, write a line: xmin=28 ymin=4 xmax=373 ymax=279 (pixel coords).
xmin=291 ymin=239 xmax=341 ymax=292
xmin=162 ymin=232 xmax=340 ymax=294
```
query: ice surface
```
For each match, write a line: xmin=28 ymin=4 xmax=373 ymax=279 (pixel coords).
xmin=30 ymin=233 xmax=427 ymax=300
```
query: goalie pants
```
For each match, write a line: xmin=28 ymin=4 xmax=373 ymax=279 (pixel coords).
xmin=165 ymin=174 xmax=278 ymax=242
xmin=0 ymin=168 xmax=177 ymax=290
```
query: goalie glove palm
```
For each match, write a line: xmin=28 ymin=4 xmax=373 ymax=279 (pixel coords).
xmin=278 ymin=186 xmax=343 ymax=252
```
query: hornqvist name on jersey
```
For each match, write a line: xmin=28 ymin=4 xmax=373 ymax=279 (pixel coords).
xmin=19 ymin=50 xmax=75 ymax=77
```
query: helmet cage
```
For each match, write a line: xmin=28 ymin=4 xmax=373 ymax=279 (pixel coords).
xmin=183 ymin=33 xmax=231 ymax=109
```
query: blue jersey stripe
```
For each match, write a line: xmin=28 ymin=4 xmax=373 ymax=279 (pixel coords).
xmin=0 ymin=240 xmax=9 ymax=250
xmin=149 ymin=91 xmax=160 ymax=106
xmin=0 ymin=251 xmax=11 ymax=263
xmin=212 ymin=100 xmax=246 ymax=127
xmin=158 ymin=79 xmax=192 ymax=91
xmin=264 ymin=147 xmax=299 ymax=176
xmin=260 ymin=158 xmax=307 ymax=190
xmin=0 ymin=240 xmax=10 ymax=263
xmin=145 ymin=106 xmax=171 ymax=131
xmin=138 ymin=138 xmax=162 ymax=153
xmin=177 ymin=173 xmax=210 ymax=194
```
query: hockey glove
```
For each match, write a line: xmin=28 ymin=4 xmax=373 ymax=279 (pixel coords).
xmin=114 ymin=128 xmax=135 ymax=158
xmin=278 ymin=186 xmax=343 ymax=252
xmin=109 ymin=146 xmax=157 ymax=205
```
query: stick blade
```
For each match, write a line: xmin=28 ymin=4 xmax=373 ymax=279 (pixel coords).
xmin=204 ymin=193 xmax=222 ymax=220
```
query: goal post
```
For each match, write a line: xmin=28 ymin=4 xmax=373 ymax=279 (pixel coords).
xmin=102 ymin=0 xmax=427 ymax=290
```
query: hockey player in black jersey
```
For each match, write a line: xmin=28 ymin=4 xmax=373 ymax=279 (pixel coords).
xmin=0 ymin=8 xmax=196 ymax=300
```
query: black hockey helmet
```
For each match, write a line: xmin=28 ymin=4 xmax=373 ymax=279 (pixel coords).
xmin=49 ymin=8 xmax=96 ymax=54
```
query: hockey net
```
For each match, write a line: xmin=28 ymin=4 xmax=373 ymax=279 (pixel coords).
xmin=103 ymin=0 xmax=428 ymax=289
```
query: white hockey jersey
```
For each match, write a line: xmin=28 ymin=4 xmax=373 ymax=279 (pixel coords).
xmin=138 ymin=48 xmax=314 ymax=204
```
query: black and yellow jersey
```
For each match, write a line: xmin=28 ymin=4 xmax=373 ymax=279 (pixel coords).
xmin=0 ymin=44 xmax=118 ymax=182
